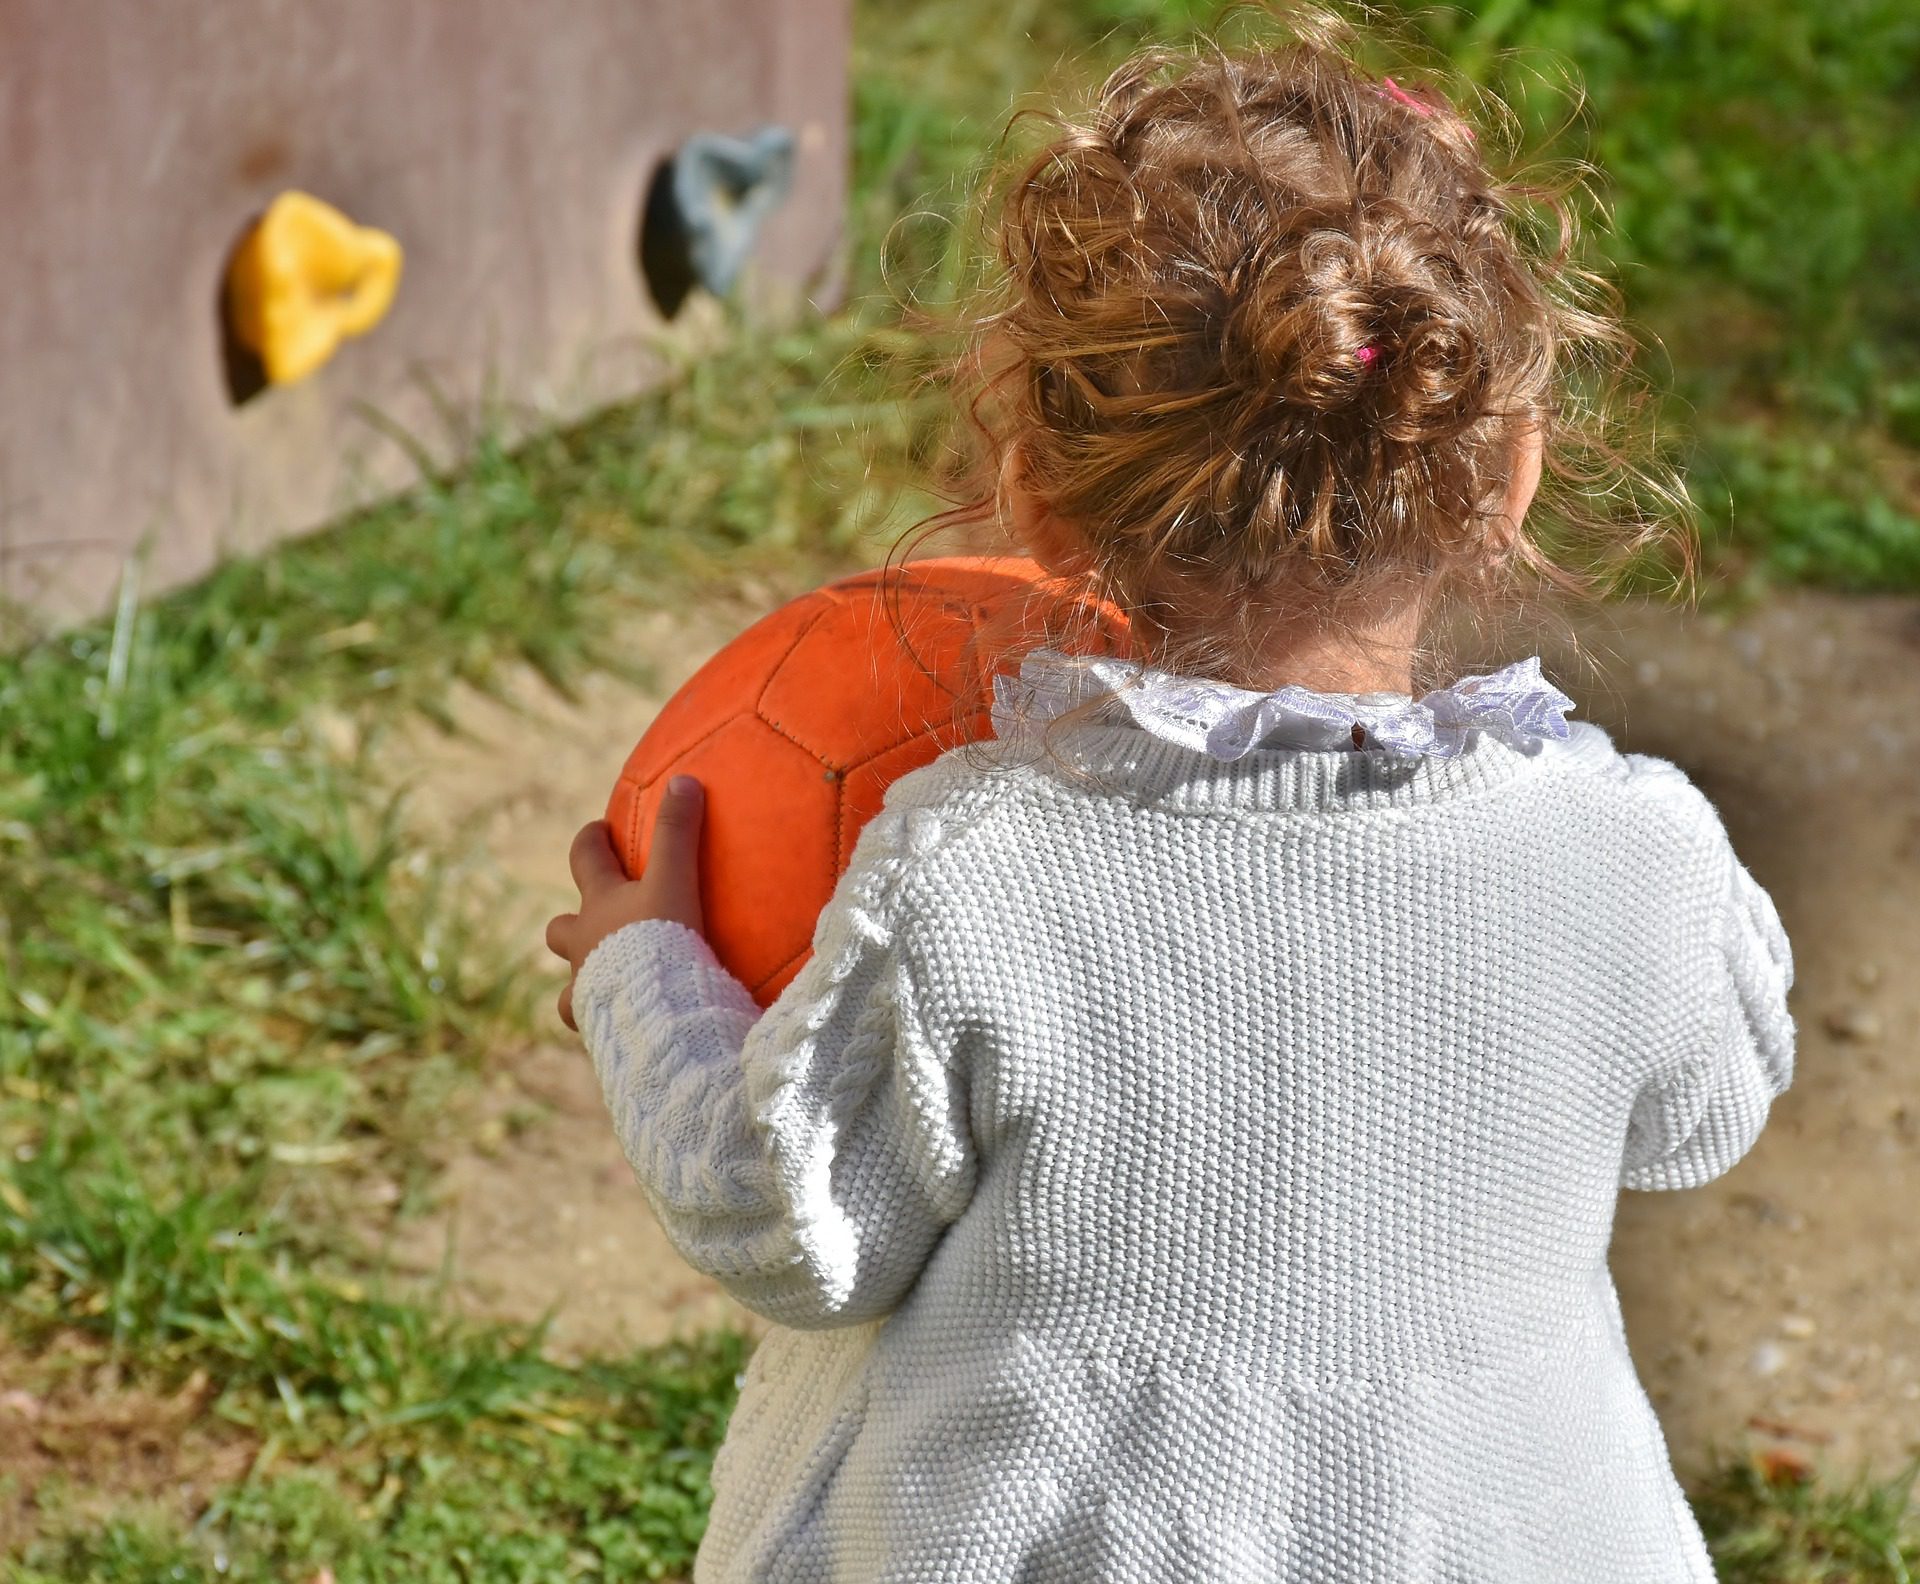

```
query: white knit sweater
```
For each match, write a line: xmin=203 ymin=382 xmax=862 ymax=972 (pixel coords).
xmin=575 ymin=716 xmax=1795 ymax=1583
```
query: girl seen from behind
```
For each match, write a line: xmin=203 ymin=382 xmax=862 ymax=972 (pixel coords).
xmin=547 ymin=9 xmax=1795 ymax=1579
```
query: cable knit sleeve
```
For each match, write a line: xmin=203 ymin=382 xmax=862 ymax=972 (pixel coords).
xmin=1618 ymin=832 xmax=1796 ymax=1192
xmin=570 ymin=799 xmax=975 ymax=1330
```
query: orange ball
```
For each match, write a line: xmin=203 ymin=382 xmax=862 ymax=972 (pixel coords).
xmin=607 ymin=556 xmax=1128 ymax=1006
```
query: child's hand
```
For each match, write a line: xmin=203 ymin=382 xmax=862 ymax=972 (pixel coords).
xmin=545 ymin=776 xmax=705 ymax=1032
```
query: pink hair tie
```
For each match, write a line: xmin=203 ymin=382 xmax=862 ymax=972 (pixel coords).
xmin=1354 ymin=344 xmax=1380 ymax=368
xmin=1375 ymin=75 xmax=1476 ymax=143
xmin=1378 ymin=77 xmax=1434 ymax=117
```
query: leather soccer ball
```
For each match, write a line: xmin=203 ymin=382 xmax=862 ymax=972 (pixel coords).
xmin=606 ymin=555 xmax=1127 ymax=1005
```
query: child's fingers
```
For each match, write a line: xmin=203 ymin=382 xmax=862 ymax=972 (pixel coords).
xmin=642 ymin=777 xmax=705 ymax=912
xmin=568 ymin=820 xmax=628 ymax=899
xmin=544 ymin=912 xmax=578 ymax=961
xmin=557 ymin=978 xmax=577 ymax=1032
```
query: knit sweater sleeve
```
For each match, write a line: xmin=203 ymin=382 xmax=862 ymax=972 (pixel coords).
xmin=1618 ymin=803 xmax=1796 ymax=1193
xmin=571 ymin=799 xmax=974 ymax=1330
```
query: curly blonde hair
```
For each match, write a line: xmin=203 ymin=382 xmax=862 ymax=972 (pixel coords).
xmin=901 ymin=5 xmax=1689 ymax=704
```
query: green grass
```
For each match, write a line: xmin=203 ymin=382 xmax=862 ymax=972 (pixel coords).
xmin=11 ymin=1328 xmax=746 ymax=1583
xmin=1395 ymin=0 xmax=1920 ymax=590
xmin=1694 ymin=1457 xmax=1920 ymax=1584
xmin=3 ymin=0 xmax=1918 ymax=1575
xmin=0 ymin=313 xmax=926 ymax=1581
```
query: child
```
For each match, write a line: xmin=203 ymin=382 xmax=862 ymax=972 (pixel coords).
xmin=546 ymin=17 xmax=1794 ymax=1581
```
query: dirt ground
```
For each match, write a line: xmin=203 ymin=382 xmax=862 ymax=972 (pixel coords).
xmin=384 ymin=570 xmax=1920 ymax=1488
xmin=0 ymin=1336 xmax=258 ymax=1554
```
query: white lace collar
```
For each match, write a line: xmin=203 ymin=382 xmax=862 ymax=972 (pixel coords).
xmin=990 ymin=648 xmax=1575 ymax=762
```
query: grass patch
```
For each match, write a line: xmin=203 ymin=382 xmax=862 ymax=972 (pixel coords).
xmin=0 ymin=294 xmax=904 ymax=1584
xmin=9 ymin=1329 xmax=746 ymax=1583
xmin=1397 ymin=0 xmax=1920 ymax=589
xmin=1693 ymin=1456 xmax=1920 ymax=1583
xmin=3 ymin=0 xmax=1917 ymax=1574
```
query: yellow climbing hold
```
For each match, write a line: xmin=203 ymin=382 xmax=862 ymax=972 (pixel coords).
xmin=226 ymin=191 xmax=402 ymax=386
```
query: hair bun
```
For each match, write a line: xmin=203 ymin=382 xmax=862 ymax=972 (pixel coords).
xmin=1227 ymin=216 xmax=1492 ymax=446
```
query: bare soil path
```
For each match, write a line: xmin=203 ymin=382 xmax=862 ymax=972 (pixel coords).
xmin=384 ymin=572 xmax=1920 ymax=1487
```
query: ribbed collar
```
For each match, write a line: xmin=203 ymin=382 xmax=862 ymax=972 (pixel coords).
xmin=993 ymin=718 xmax=1614 ymax=816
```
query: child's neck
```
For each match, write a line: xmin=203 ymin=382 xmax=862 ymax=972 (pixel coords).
xmin=1213 ymin=602 xmax=1422 ymax=696
xmin=1239 ymin=638 xmax=1416 ymax=696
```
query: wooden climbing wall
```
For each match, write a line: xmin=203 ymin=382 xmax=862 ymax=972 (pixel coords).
xmin=0 ymin=0 xmax=850 ymax=619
